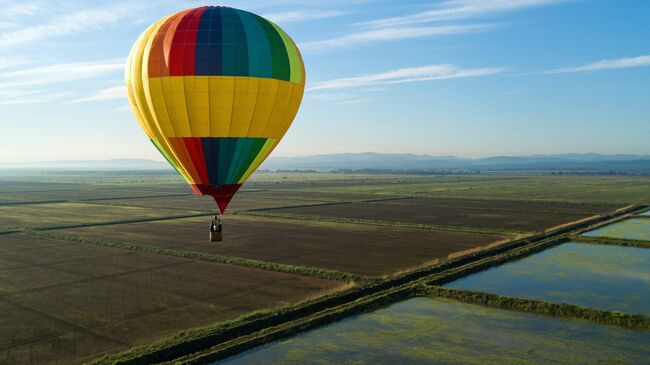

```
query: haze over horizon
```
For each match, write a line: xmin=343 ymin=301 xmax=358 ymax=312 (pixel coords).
xmin=1 ymin=0 xmax=649 ymax=163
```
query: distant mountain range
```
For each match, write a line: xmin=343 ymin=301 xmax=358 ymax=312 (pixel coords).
xmin=2 ymin=153 xmax=650 ymax=172
xmin=262 ymin=153 xmax=650 ymax=172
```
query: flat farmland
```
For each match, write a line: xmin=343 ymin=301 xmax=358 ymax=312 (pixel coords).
xmin=372 ymin=197 xmax=620 ymax=215
xmin=307 ymin=176 xmax=650 ymax=205
xmin=0 ymin=202 xmax=199 ymax=229
xmin=0 ymin=234 xmax=342 ymax=365
xmin=60 ymin=215 xmax=507 ymax=277
xmin=240 ymin=189 xmax=381 ymax=203
xmin=0 ymin=181 xmax=190 ymax=202
xmin=265 ymin=198 xmax=599 ymax=233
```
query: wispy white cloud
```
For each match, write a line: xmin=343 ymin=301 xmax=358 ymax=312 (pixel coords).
xmin=334 ymin=98 xmax=370 ymax=105
xmin=359 ymin=0 xmax=574 ymax=28
xmin=0 ymin=3 xmax=139 ymax=48
xmin=1 ymin=3 xmax=40 ymax=17
xmin=263 ymin=9 xmax=346 ymax=24
xmin=309 ymin=64 xmax=505 ymax=91
xmin=300 ymin=23 xmax=496 ymax=51
xmin=545 ymin=55 xmax=650 ymax=74
xmin=68 ymin=86 xmax=126 ymax=103
xmin=115 ymin=104 xmax=132 ymax=112
xmin=0 ymin=59 xmax=124 ymax=89
xmin=0 ymin=91 xmax=74 ymax=106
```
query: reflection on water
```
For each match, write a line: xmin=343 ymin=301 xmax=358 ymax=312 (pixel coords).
xmin=219 ymin=298 xmax=650 ymax=365
xmin=446 ymin=242 xmax=650 ymax=315
xmin=584 ymin=218 xmax=650 ymax=241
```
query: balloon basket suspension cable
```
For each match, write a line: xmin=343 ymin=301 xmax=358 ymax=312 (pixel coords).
xmin=209 ymin=212 xmax=223 ymax=243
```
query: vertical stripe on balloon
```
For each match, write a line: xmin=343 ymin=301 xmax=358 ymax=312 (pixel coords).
xmin=256 ymin=15 xmax=290 ymax=81
xmin=169 ymin=7 xmax=206 ymax=76
xmin=238 ymin=10 xmax=272 ymax=78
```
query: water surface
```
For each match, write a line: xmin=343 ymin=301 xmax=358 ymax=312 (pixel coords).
xmin=583 ymin=218 xmax=650 ymax=241
xmin=446 ymin=242 xmax=650 ymax=315
xmin=219 ymin=297 xmax=650 ymax=365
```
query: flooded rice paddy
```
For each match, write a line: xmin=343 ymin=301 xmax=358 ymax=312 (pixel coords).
xmin=446 ymin=242 xmax=650 ymax=315
xmin=219 ymin=297 xmax=650 ymax=365
xmin=583 ymin=218 xmax=650 ymax=241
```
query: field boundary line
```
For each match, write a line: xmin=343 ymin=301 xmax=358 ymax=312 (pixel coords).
xmin=412 ymin=195 xmax=634 ymax=206
xmin=421 ymin=286 xmax=650 ymax=331
xmin=237 ymin=211 xmax=527 ymax=236
xmin=79 ymin=193 xmax=193 ymax=202
xmin=0 ymin=199 xmax=68 ymax=206
xmin=37 ymin=213 xmax=213 ymax=231
xmin=0 ymin=194 xmax=195 ymax=207
xmin=23 ymin=230 xmax=362 ymax=283
xmin=569 ymin=235 xmax=650 ymax=248
xmin=79 ymin=200 xmax=215 ymax=213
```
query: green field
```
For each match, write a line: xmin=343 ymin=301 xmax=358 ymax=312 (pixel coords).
xmin=446 ymin=242 xmax=650 ymax=315
xmin=219 ymin=297 xmax=650 ymax=365
xmin=583 ymin=218 xmax=650 ymax=241
xmin=0 ymin=171 xmax=648 ymax=364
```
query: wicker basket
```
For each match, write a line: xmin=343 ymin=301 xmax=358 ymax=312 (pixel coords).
xmin=210 ymin=231 xmax=223 ymax=242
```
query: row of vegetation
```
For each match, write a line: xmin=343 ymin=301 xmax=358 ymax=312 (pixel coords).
xmin=422 ymin=286 xmax=650 ymax=330
xmin=244 ymin=200 xmax=354 ymax=212
xmin=0 ymin=225 xmax=22 ymax=234
xmin=0 ymin=199 xmax=67 ymax=206
xmin=399 ymin=194 xmax=624 ymax=207
xmin=239 ymin=211 xmax=527 ymax=236
xmin=358 ymin=196 xmax=415 ymax=203
xmin=39 ymin=212 xmax=213 ymax=231
xmin=82 ymin=200 xmax=214 ymax=213
xmin=570 ymin=235 xmax=650 ymax=248
xmin=24 ymin=230 xmax=362 ymax=282
xmin=79 ymin=193 xmax=191 ymax=202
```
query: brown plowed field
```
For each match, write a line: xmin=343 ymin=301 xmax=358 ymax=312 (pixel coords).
xmin=0 ymin=234 xmax=341 ymax=365
xmin=266 ymin=199 xmax=599 ymax=233
xmin=61 ymin=215 xmax=506 ymax=277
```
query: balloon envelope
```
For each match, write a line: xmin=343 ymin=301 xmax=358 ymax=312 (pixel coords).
xmin=126 ymin=6 xmax=305 ymax=212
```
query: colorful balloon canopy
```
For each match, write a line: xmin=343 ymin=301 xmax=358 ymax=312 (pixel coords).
xmin=125 ymin=6 xmax=305 ymax=213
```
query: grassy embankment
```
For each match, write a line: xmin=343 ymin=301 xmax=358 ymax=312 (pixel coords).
xmin=569 ymin=235 xmax=650 ymax=248
xmin=421 ymin=286 xmax=650 ymax=331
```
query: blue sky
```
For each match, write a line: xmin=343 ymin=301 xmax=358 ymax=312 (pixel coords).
xmin=0 ymin=0 xmax=649 ymax=163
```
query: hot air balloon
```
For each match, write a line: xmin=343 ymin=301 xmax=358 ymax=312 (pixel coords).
xmin=125 ymin=6 xmax=305 ymax=239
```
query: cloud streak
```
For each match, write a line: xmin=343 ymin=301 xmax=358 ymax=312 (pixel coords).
xmin=360 ymin=0 xmax=573 ymax=28
xmin=309 ymin=64 xmax=505 ymax=91
xmin=68 ymin=86 xmax=126 ymax=103
xmin=263 ymin=9 xmax=346 ymax=24
xmin=0 ymin=3 xmax=139 ymax=48
xmin=0 ymin=59 xmax=124 ymax=89
xmin=300 ymin=23 xmax=496 ymax=51
xmin=0 ymin=91 xmax=74 ymax=106
xmin=545 ymin=55 xmax=650 ymax=73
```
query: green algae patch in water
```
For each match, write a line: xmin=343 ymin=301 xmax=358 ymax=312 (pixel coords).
xmin=583 ymin=218 xmax=650 ymax=241
xmin=218 ymin=297 xmax=650 ymax=365
xmin=446 ymin=242 xmax=650 ymax=315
